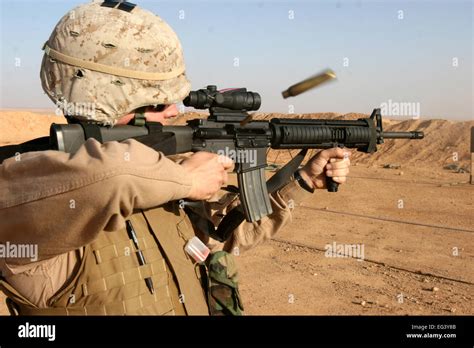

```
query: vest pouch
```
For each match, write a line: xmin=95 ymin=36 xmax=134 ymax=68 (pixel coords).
xmin=204 ymin=251 xmax=244 ymax=316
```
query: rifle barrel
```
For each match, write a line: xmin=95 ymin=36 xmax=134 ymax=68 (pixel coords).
xmin=382 ymin=131 xmax=424 ymax=139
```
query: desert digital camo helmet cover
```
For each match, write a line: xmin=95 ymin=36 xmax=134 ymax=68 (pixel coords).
xmin=40 ymin=0 xmax=190 ymax=125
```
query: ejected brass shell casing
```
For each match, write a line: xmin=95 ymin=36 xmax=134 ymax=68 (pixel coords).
xmin=282 ymin=69 xmax=336 ymax=98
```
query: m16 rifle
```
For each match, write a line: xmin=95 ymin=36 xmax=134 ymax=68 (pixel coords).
xmin=0 ymin=85 xmax=424 ymax=240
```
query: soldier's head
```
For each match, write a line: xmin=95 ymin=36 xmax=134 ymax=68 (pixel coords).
xmin=40 ymin=1 xmax=189 ymax=126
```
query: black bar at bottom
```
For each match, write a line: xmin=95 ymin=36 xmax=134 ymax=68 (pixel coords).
xmin=0 ymin=315 xmax=472 ymax=346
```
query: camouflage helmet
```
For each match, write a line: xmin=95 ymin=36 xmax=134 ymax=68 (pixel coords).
xmin=40 ymin=1 xmax=190 ymax=125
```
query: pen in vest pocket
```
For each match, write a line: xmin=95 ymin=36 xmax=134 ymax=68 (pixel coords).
xmin=126 ymin=220 xmax=155 ymax=295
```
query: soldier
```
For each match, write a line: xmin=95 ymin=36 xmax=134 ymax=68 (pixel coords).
xmin=0 ymin=1 xmax=350 ymax=315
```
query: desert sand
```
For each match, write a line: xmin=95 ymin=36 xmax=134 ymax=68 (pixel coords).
xmin=0 ymin=110 xmax=472 ymax=315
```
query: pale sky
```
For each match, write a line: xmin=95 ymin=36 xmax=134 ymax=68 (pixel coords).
xmin=0 ymin=0 xmax=472 ymax=120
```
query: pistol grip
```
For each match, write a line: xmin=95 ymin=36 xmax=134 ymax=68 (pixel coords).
xmin=326 ymin=176 xmax=339 ymax=192
xmin=237 ymin=168 xmax=273 ymax=222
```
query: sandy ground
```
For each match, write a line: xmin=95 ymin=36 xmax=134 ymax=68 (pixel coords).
xmin=0 ymin=110 xmax=472 ymax=315
xmin=236 ymin=165 xmax=473 ymax=315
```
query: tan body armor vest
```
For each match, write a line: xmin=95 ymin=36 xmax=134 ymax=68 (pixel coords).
xmin=1 ymin=202 xmax=210 ymax=315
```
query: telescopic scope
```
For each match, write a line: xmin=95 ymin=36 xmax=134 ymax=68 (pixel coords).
xmin=184 ymin=85 xmax=261 ymax=111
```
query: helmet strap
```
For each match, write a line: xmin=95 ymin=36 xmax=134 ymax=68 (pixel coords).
xmin=128 ymin=106 xmax=147 ymax=126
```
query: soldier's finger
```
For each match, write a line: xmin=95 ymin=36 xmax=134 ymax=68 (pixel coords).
xmin=326 ymin=168 xmax=349 ymax=177
xmin=328 ymin=160 xmax=350 ymax=170
xmin=318 ymin=147 xmax=348 ymax=162
xmin=218 ymin=155 xmax=234 ymax=170
xmin=332 ymin=176 xmax=347 ymax=184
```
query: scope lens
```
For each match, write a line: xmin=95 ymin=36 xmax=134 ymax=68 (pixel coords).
xmin=183 ymin=90 xmax=209 ymax=108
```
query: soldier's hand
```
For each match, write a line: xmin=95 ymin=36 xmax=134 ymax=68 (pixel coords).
xmin=298 ymin=147 xmax=351 ymax=190
xmin=181 ymin=152 xmax=234 ymax=200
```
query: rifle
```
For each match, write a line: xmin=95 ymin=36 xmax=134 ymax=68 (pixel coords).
xmin=1 ymin=85 xmax=424 ymax=241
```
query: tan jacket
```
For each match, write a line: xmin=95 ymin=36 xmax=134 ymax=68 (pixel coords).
xmin=0 ymin=138 xmax=312 ymax=308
